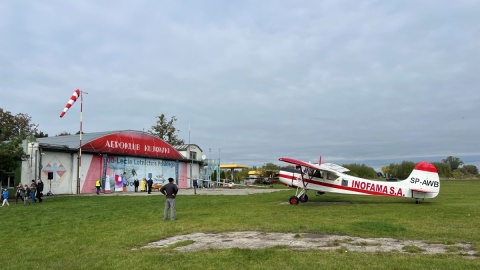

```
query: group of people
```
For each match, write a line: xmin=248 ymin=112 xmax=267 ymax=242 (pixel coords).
xmin=3 ymin=176 xmax=178 ymax=221
xmin=132 ymin=178 xmax=153 ymax=193
xmin=12 ymin=179 xmax=44 ymax=205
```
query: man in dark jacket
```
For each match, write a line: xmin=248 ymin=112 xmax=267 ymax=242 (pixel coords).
xmin=147 ymin=178 xmax=153 ymax=194
xmin=36 ymin=179 xmax=44 ymax=202
xmin=15 ymin=183 xmax=24 ymax=204
xmin=160 ymin=178 xmax=178 ymax=220
xmin=133 ymin=179 xmax=139 ymax=192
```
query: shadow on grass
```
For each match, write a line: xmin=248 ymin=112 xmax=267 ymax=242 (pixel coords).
xmin=283 ymin=197 xmax=439 ymax=206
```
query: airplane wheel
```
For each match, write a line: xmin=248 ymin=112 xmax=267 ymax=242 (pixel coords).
xmin=289 ymin=196 xmax=300 ymax=205
xmin=300 ymin=194 xmax=309 ymax=203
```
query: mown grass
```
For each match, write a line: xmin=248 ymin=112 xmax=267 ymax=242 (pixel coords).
xmin=1 ymin=180 xmax=479 ymax=269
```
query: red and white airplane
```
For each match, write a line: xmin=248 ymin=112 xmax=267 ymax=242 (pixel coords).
xmin=278 ymin=157 xmax=440 ymax=204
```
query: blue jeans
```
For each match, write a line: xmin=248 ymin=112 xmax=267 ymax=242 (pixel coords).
xmin=30 ymin=191 xmax=36 ymax=203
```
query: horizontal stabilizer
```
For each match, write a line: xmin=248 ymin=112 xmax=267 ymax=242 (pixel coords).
xmin=411 ymin=188 xmax=436 ymax=193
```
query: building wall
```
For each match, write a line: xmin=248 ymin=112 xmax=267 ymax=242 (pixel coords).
xmin=21 ymin=145 xmax=196 ymax=194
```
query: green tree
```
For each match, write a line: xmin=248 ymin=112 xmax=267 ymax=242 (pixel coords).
xmin=149 ymin=114 xmax=185 ymax=145
xmin=452 ymin=170 xmax=465 ymax=179
xmin=460 ymin=165 xmax=478 ymax=175
xmin=396 ymin=161 xmax=415 ymax=180
xmin=381 ymin=166 xmax=389 ymax=178
xmin=386 ymin=163 xmax=399 ymax=178
xmin=0 ymin=137 xmax=24 ymax=175
xmin=442 ymin=156 xmax=464 ymax=171
xmin=0 ymin=109 xmax=39 ymax=180
xmin=263 ymin=163 xmax=280 ymax=171
xmin=57 ymin=131 xmax=71 ymax=136
xmin=343 ymin=163 xmax=377 ymax=179
xmin=0 ymin=108 xmax=49 ymax=189
xmin=262 ymin=162 xmax=280 ymax=178
xmin=35 ymin=131 xmax=49 ymax=138
xmin=211 ymin=169 xmax=225 ymax=182
xmin=431 ymin=162 xmax=452 ymax=178
xmin=0 ymin=108 xmax=39 ymax=141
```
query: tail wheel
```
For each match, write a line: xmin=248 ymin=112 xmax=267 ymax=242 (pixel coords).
xmin=289 ymin=196 xmax=300 ymax=205
xmin=300 ymin=194 xmax=309 ymax=203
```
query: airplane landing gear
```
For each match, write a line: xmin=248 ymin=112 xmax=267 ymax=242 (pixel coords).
xmin=289 ymin=196 xmax=299 ymax=205
xmin=289 ymin=194 xmax=309 ymax=204
xmin=414 ymin=198 xmax=425 ymax=204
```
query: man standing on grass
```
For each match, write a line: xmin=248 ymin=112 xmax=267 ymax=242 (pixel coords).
xmin=160 ymin=178 xmax=178 ymax=220
xmin=36 ymin=179 xmax=44 ymax=202
xmin=147 ymin=177 xmax=153 ymax=194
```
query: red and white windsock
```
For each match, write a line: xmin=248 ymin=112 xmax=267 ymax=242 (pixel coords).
xmin=59 ymin=89 xmax=81 ymax=118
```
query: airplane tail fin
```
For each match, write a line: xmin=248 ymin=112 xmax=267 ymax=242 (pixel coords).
xmin=404 ymin=162 xmax=440 ymax=197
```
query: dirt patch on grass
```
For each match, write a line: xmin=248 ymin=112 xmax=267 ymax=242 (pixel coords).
xmin=136 ymin=231 xmax=476 ymax=258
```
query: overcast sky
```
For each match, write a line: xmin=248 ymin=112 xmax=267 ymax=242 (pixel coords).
xmin=1 ymin=0 xmax=479 ymax=170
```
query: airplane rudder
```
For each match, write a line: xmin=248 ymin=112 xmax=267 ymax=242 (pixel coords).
xmin=414 ymin=161 xmax=438 ymax=174
xmin=407 ymin=161 xmax=440 ymax=193
xmin=407 ymin=161 xmax=439 ymax=181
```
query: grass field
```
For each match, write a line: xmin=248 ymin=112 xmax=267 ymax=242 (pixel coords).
xmin=1 ymin=181 xmax=479 ymax=269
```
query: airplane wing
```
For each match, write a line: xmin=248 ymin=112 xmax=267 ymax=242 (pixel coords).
xmin=279 ymin=158 xmax=350 ymax=173
xmin=321 ymin=163 xmax=350 ymax=173
xmin=279 ymin=157 xmax=320 ymax=170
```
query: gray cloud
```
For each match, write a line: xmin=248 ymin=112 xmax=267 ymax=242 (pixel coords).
xmin=1 ymin=0 xmax=479 ymax=170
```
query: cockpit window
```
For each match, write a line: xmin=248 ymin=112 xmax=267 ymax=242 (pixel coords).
xmin=326 ymin=172 xmax=338 ymax=180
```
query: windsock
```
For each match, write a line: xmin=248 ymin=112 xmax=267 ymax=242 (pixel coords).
xmin=60 ymin=89 xmax=81 ymax=118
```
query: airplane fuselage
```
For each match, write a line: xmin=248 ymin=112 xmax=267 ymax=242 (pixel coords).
xmin=279 ymin=166 xmax=439 ymax=199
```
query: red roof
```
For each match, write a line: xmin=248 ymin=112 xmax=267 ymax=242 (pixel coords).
xmin=80 ymin=131 xmax=185 ymax=160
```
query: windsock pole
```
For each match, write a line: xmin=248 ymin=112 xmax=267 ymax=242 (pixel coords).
xmin=60 ymin=89 xmax=84 ymax=194
xmin=77 ymin=91 xmax=88 ymax=194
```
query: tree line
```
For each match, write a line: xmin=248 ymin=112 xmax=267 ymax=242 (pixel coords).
xmin=225 ymin=157 xmax=479 ymax=181
xmin=381 ymin=156 xmax=478 ymax=179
